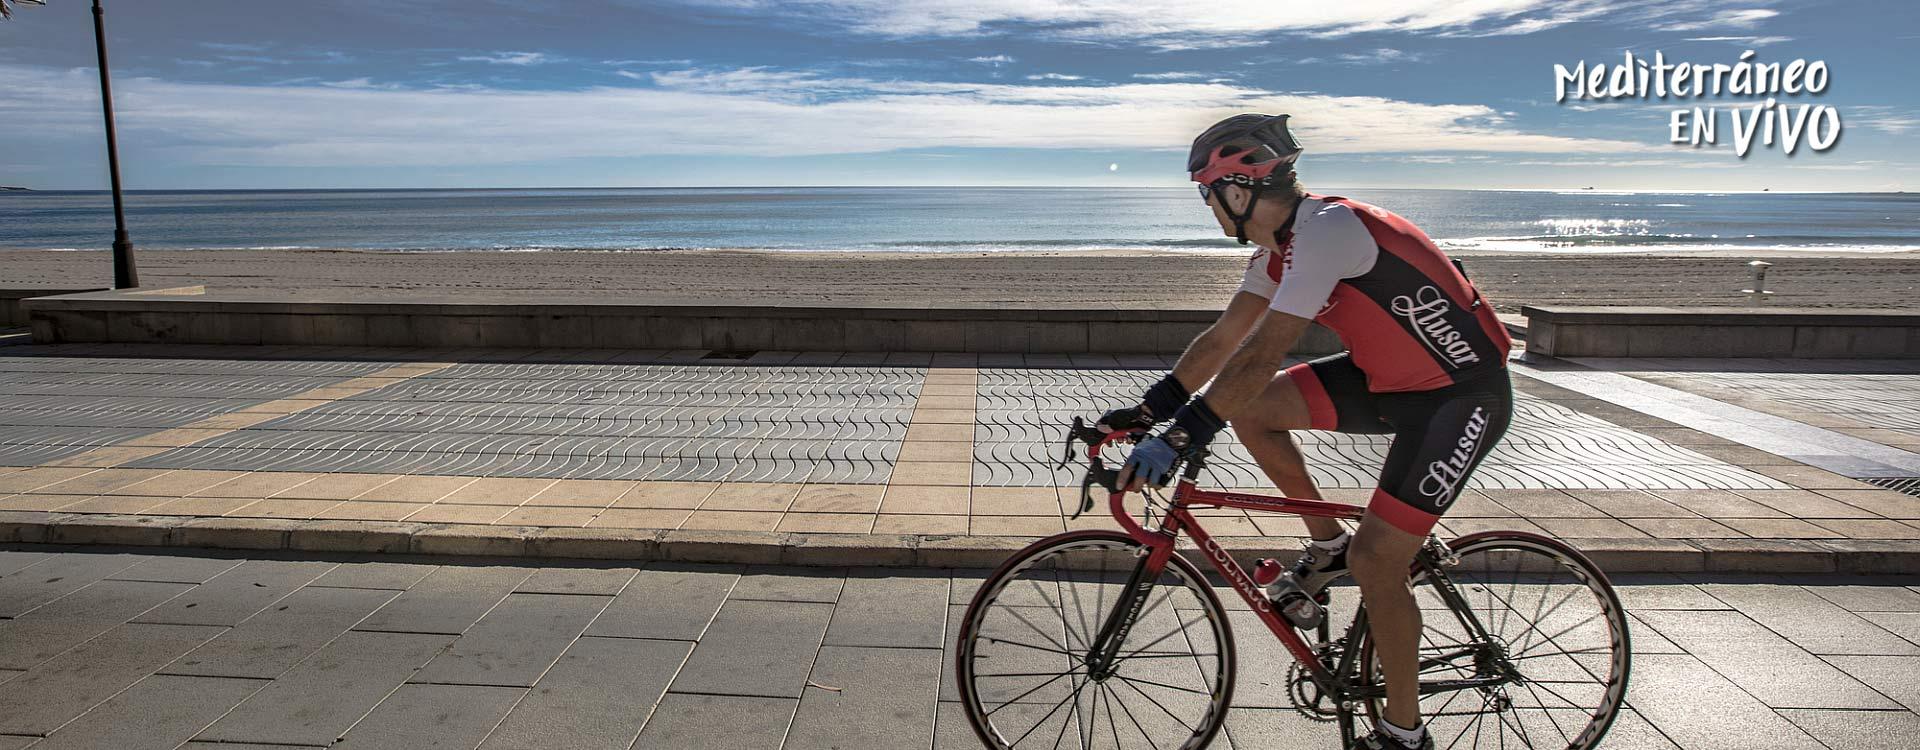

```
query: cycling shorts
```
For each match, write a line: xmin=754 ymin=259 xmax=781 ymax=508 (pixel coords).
xmin=1284 ymin=353 xmax=1513 ymax=536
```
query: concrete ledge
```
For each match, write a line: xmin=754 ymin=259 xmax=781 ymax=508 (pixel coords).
xmin=0 ymin=512 xmax=1908 ymax=574
xmin=1523 ymin=305 xmax=1920 ymax=358
xmin=1 ymin=287 xmax=107 ymax=327
xmin=23 ymin=287 xmax=1343 ymax=355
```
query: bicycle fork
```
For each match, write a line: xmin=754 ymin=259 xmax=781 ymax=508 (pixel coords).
xmin=1080 ymin=542 xmax=1167 ymax=680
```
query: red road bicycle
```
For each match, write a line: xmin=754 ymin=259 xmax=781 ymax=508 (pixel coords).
xmin=956 ymin=419 xmax=1631 ymax=749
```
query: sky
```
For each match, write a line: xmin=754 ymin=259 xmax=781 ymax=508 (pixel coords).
xmin=0 ymin=0 xmax=1915 ymax=191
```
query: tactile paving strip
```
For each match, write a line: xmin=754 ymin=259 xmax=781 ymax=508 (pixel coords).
xmin=125 ymin=363 xmax=923 ymax=483
xmin=972 ymin=368 xmax=1793 ymax=490
xmin=0 ymin=357 xmax=392 ymax=466
xmin=1637 ymin=370 xmax=1920 ymax=435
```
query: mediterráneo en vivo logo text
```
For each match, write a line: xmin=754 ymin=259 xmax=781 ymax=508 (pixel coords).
xmin=1554 ymin=50 xmax=1840 ymax=157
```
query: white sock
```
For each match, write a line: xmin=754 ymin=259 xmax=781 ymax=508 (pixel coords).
xmin=1377 ymin=717 xmax=1426 ymax=746
xmin=1311 ymin=531 xmax=1350 ymax=553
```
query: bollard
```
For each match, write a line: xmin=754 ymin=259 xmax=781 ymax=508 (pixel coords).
xmin=1742 ymin=260 xmax=1773 ymax=305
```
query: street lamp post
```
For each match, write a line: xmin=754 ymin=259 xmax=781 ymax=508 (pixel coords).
xmin=90 ymin=0 xmax=138 ymax=288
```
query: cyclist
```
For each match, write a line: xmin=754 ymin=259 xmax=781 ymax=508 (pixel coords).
xmin=1112 ymin=113 xmax=1515 ymax=750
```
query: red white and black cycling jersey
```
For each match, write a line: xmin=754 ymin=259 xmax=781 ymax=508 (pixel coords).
xmin=1237 ymin=195 xmax=1515 ymax=536
xmin=1237 ymin=195 xmax=1512 ymax=393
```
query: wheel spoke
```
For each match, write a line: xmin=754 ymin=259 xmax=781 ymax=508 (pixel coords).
xmin=1110 ymin=673 xmax=1213 ymax=696
xmin=985 ymin=669 xmax=1081 ymax=717
xmin=1113 ymin=673 xmax=1199 ymax=733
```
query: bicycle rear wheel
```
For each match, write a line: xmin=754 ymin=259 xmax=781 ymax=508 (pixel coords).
xmin=956 ymin=530 xmax=1235 ymax=750
xmin=1356 ymin=531 xmax=1631 ymax=750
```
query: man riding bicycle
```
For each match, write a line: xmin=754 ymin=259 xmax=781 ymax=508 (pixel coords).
xmin=1112 ymin=113 xmax=1515 ymax=750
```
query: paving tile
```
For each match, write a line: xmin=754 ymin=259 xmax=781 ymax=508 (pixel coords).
xmin=1811 ymin=519 xmax=1920 ymax=539
xmin=1627 ymin=653 xmax=1825 ymax=750
xmin=731 ymin=566 xmax=846 ymax=604
xmin=970 ymin=487 xmax=1063 ymax=516
xmin=494 ymin=506 xmax=599 ymax=527
xmin=142 ymin=495 xmax=258 ymax=516
xmin=0 ymin=622 xmax=227 ymax=735
xmin=355 ymin=565 xmax=534 ymax=635
xmin=106 ymin=555 xmax=247 ymax=584
xmin=36 ymin=468 xmax=173 ymax=496
xmin=524 ymin=479 xmax=636 ymax=508
xmin=28 ymin=674 xmax=264 ymax=750
xmin=1621 ymin=517 xmax=1746 ymax=539
xmin=611 ymin=482 xmax=716 ymax=509
xmin=228 ymin=497 xmax=342 ymax=520
xmin=404 ymin=503 xmax=513 ymax=525
xmin=898 ymin=441 xmax=973 ymax=463
xmin=0 ymin=579 xmax=195 ymax=670
xmin=700 ymin=483 xmax=802 ymax=511
xmin=189 ymin=471 xmax=326 ymax=498
xmin=1636 ymin=609 xmax=1899 ymax=709
xmin=1805 ymin=584 xmax=1920 ymax=613
xmin=1223 ymin=706 xmax=1353 ymax=748
xmin=1485 ymin=489 xmax=1607 ymax=518
xmin=276 ymin=473 xmax=404 ymax=501
xmin=1647 ymin=489 xmax=1788 ymax=518
xmin=440 ymin=477 xmax=558 ymax=505
xmin=890 ymin=461 xmax=974 ymax=486
xmin=874 ymin=513 xmax=970 ymax=535
xmin=1820 ymin=655 xmax=1920 ymax=712
xmin=777 ymin=512 xmax=878 ymax=533
xmin=0 ymin=550 xmax=51 ymax=578
xmin=971 ymin=515 xmax=1068 ymax=536
xmin=479 ymin=637 xmax=692 ymax=750
xmin=0 ymin=736 xmax=35 ymax=750
xmin=1700 ymin=583 xmax=1920 ymax=656
xmin=0 ymin=467 xmax=101 ymax=493
xmin=906 ymin=423 xmax=974 ymax=442
xmin=1567 ymin=490 xmax=1698 ymax=518
xmin=881 ymin=485 xmax=970 ymax=514
xmin=586 ymin=507 xmax=689 ymax=529
xmin=333 ymin=683 xmax=525 ymax=750
xmin=1609 ymin=575 xmax=1729 ymax=611
xmin=633 ymin=694 xmax=796 ymax=748
xmin=586 ymin=564 xmax=741 ymax=641
xmin=196 ymin=631 xmax=457 ymax=747
xmin=164 ymin=586 xmax=399 ymax=679
xmin=516 ymin=567 xmax=638 ymax=596
xmin=310 ymin=501 xmax=430 ymax=521
xmin=350 ymin=475 xmax=480 ymax=503
xmin=1861 ymin=612 xmax=1920 ymax=647
xmin=57 ymin=495 xmax=176 ymax=514
xmin=0 ymin=551 xmax=147 ymax=617
xmin=105 ymin=470 xmax=248 ymax=498
xmin=1719 ymin=518 xmax=1845 ymax=539
xmin=1534 ymin=517 xmax=1651 ymax=538
xmin=1734 ymin=490 xmax=1880 ymax=519
xmin=824 ymin=571 xmax=948 ymax=649
xmin=1819 ymin=489 xmax=1920 ymax=519
xmin=670 ymin=599 xmax=834 ymax=698
xmin=791 ymin=484 xmax=886 ymax=513
xmin=134 ymin=560 xmax=337 ymax=627
xmin=309 ymin=561 xmax=438 ymax=590
xmin=413 ymin=593 xmax=609 ymax=687
xmin=785 ymin=645 xmax=941 ymax=750
xmin=679 ymin=510 xmax=782 ymax=531
xmin=0 ymin=494 xmax=75 ymax=511
xmin=1779 ymin=709 xmax=1920 ymax=750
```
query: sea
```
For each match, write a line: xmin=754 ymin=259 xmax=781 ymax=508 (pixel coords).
xmin=1 ymin=187 xmax=1915 ymax=255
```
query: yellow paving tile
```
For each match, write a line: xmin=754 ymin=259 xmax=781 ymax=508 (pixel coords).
xmin=970 ymin=515 xmax=1066 ymax=537
xmin=700 ymin=484 xmax=802 ymax=512
xmin=311 ymin=501 xmax=432 ymax=522
xmin=613 ymin=482 xmax=718 ymax=509
xmin=895 ymin=442 xmax=972 ymax=463
xmin=776 ymin=513 xmax=877 ymax=534
xmin=0 ymin=494 xmax=81 ymax=511
xmin=35 ymin=469 xmax=173 ymax=496
xmin=922 ymin=371 xmax=979 ymax=385
xmin=229 ymin=498 xmax=344 ymax=520
xmin=351 ymin=475 xmax=481 ymax=503
xmin=679 ymin=510 xmax=783 ymax=532
xmin=527 ymin=480 xmax=637 ymax=507
xmin=403 ymin=503 xmax=513 ymax=525
xmin=969 ymin=487 xmax=1062 ymax=516
xmin=904 ymin=423 xmax=973 ymax=443
xmin=440 ymin=477 xmax=559 ymax=505
xmin=886 ymin=462 xmax=973 ymax=487
xmin=878 ymin=486 xmax=969 ymax=515
xmin=56 ymin=495 xmax=174 ymax=514
xmin=119 ymin=428 xmax=234 ymax=448
xmin=913 ymin=396 xmax=975 ymax=411
xmin=0 ymin=467 xmax=101 ymax=494
xmin=239 ymin=398 xmax=337 ymax=414
xmin=790 ymin=485 xmax=885 ymax=514
xmin=142 ymin=496 xmax=259 ymax=517
xmin=589 ymin=508 xmax=693 ymax=530
xmin=41 ymin=447 xmax=170 ymax=468
xmin=907 ymin=408 xmax=975 ymax=425
xmin=917 ymin=384 xmax=978 ymax=398
xmin=106 ymin=470 xmax=249 ymax=497
xmin=193 ymin=472 xmax=328 ymax=498
xmin=188 ymin=412 xmax=281 ymax=430
xmin=873 ymin=514 xmax=970 ymax=535
xmin=279 ymin=473 xmax=408 ymax=501
xmin=495 ymin=506 xmax=599 ymax=527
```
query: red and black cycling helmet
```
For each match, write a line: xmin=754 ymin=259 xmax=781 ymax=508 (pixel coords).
xmin=1188 ymin=113 xmax=1303 ymax=244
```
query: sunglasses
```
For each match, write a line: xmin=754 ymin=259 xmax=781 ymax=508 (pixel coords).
xmin=1197 ymin=183 xmax=1214 ymax=202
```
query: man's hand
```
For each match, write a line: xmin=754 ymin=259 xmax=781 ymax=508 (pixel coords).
xmin=1117 ymin=435 xmax=1179 ymax=491
xmin=1096 ymin=405 xmax=1154 ymax=434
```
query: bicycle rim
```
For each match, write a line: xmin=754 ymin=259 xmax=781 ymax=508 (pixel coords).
xmin=1359 ymin=532 xmax=1631 ymax=750
xmin=957 ymin=531 xmax=1235 ymax=750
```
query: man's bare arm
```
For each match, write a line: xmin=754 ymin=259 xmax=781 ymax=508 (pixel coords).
xmin=1200 ymin=310 xmax=1311 ymax=421
xmin=1159 ymin=292 xmax=1271 ymax=408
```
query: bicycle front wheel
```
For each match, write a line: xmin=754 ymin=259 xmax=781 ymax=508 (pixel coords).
xmin=1357 ymin=531 xmax=1631 ymax=750
xmin=956 ymin=530 xmax=1235 ymax=750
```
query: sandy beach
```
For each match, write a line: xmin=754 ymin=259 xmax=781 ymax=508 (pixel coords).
xmin=3 ymin=247 xmax=1918 ymax=311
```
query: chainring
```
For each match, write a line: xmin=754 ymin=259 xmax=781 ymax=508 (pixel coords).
xmin=1285 ymin=660 xmax=1339 ymax=722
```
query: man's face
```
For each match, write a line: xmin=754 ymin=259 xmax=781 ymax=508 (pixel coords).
xmin=1203 ymin=184 xmax=1243 ymax=237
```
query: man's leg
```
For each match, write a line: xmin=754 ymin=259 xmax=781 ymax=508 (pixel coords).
xmin=1347 ymin=513 xmax=1425 ymax=730
xmin=1234 ymin=374 xmax=1344 ymax=541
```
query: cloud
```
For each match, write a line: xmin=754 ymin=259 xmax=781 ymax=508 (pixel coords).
xmin=1 ymin=65 xmax=1647 ymax=170
xmin=1132 ymin=72 xmax=1207 ymax=80
xmin=1025 ymin=73 xmax=1084 ymax=81
xmin=1850 ymin=106 xmax=1920 ymax=136
xmin=966 ymin=55 xmax=1015 ymax=65
xmin=1334 ymin=48 xmax=1424 ymax=65
xmin=456 ymin=51 xmax=550 ymax=66
xmin=1656 ymin=8 xmax=1778 ymax=32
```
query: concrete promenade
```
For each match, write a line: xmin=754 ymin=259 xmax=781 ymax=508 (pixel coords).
xmin=0 ymin=343 xmax=1916 ymax=573
xmin=0 ymin=546 xmax=1916 ymax=748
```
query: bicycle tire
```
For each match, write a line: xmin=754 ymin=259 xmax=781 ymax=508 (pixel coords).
xmin=1353 ymin=531 xmax=1631 ymax=750
xmin=956 ymin=530 xmax=1237 ymax=749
